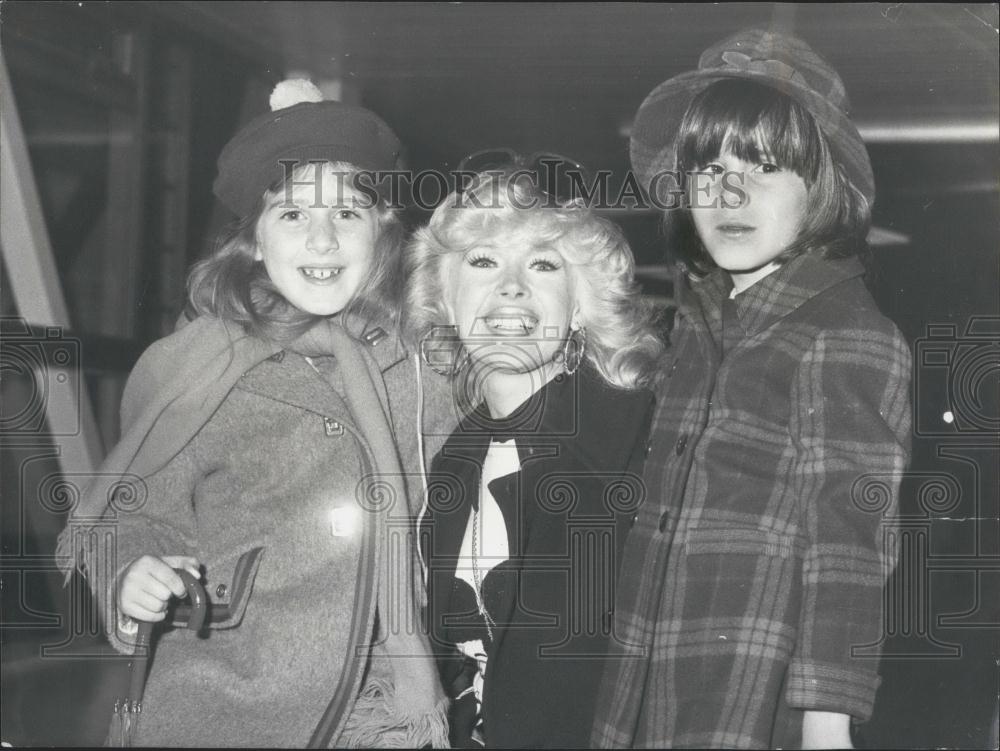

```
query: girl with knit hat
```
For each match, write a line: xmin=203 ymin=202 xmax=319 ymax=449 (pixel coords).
xmin=592 ymin=29 xmax=912 ymax=748
xmin=56 ymin=81 xmax=452 ymax=747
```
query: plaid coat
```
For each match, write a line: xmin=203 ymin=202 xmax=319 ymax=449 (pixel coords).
xmin=592 ymin=253 xmax=912 ymax=749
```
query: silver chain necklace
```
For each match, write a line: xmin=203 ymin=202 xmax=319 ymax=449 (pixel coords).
xmin=470 ymin=506 xmax=497 ymax=641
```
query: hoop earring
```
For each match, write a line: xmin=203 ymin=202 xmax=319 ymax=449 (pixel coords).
xmin=561 ymin=327 xmax=586 ymax=375
xmin=451 ymin=345 xmax=472 ymax=377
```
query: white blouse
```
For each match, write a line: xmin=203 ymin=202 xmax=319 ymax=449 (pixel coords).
xmin=452 ymin=437 xmax=521 ymax=735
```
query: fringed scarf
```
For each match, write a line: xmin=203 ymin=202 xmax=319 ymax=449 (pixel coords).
xmin=55 ymin=316 xmax=449 ymax=748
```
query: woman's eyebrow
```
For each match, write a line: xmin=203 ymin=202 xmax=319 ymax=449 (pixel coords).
xmin=528 ymin=244 xmax=560 ymax=254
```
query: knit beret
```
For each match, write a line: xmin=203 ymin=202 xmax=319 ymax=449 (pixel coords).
xmin=213 ymin=82 xmax=403 ymax=217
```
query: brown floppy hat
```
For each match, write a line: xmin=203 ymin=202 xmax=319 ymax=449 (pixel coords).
xmin=629 ymin=28 xmax=875 ymax=206
xmin=213 ymin=80 xmax=403 ymax=217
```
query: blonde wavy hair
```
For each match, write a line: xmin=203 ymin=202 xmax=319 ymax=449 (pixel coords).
xmin=404 ymin=171 xmax=663 ymax=390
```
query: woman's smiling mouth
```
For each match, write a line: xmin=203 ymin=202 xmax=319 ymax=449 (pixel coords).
xmin=480 ymin=309 xmax=540 ymax=335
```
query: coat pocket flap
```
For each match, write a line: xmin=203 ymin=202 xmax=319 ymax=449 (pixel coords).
xmin=170 ymin=546 xmax=266 ymax=629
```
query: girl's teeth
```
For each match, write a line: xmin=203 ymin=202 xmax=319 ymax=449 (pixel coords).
xmin=301 ymin=267 xmax=339 ymax=280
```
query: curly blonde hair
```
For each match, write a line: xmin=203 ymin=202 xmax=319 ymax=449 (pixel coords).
xmin=405 ymin=171 xmax=663 ymax=390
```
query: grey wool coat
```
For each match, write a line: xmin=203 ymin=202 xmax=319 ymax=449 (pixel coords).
xmin=88 ymin=316 xmax=457 ymax=747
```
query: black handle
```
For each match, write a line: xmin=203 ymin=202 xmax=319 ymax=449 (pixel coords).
xmin=127 ymin=569 xmax=208 ymax=704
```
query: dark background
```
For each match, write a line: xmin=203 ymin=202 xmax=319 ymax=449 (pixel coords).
xmin=1 ymin=2 xmax=997 ymax=747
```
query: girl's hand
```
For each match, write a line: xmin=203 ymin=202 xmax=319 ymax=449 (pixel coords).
xmin=117 ymin=555 xmax=202 ymax=623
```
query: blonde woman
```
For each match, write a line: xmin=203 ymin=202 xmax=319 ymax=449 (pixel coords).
xmin=407 ymin=168 xmax=663 ymax=747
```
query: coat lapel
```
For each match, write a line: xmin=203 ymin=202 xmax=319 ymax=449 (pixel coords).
xmin=422 ymin=436 xmax=486 ymax=643
xmin=234 ymin=322 xmax=409 ymax=425
xmin=481 ymin=370 xmax=652 ymax=655
xmin=352 ymin=323 xmax=409 ymax=374
xmin=732 ymin=254 xmax=865 ymax=336
xmin=235 ymin=352 xmax=353 ymax=423
xmin=683 ymin=269 xmax=727 ymax=368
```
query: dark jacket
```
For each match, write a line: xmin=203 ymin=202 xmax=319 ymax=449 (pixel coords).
xmin=592 ymin=253 xmax=913 ymax=749
xmin=422 ymin=364 xmax=654 ymax=748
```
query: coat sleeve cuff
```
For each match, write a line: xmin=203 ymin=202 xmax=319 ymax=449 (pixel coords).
xmin=785 ymin=660 xmax=881 ymax=721
xmin=99 ymin=557 xmax=145 ymax=655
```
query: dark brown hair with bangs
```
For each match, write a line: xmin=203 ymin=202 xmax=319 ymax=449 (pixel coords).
xmin=666 ymin=79 xmax=871 ymax=275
